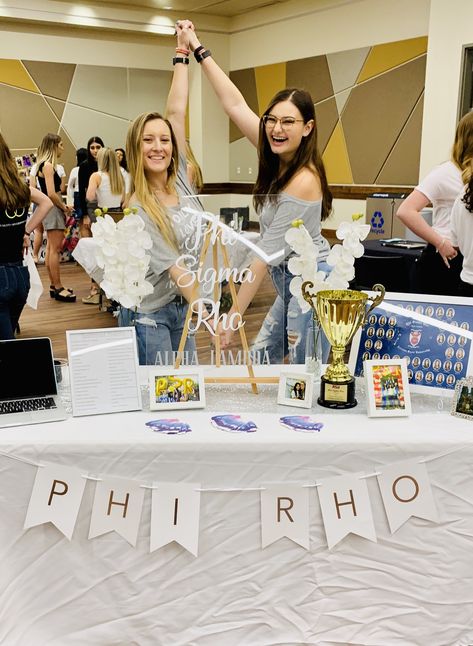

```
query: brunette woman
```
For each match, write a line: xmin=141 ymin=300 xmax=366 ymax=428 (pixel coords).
xmin=0 ymin=133 xmax=53 ymax=337
xmin=180 ymin=21 xmax=332 ymax=363
xmin=78 ymin=135 xmax=104 ymax=238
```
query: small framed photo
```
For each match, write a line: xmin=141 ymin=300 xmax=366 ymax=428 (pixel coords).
xmin=364 ymin=358 xmax=411 ymax=417
xmin=451 ymin=376 xmax=473 ymax=420
xmin=277 ymin=372 xmax=313 ymax=409
xmin=148 ymin=368 xmax=205 ymax=411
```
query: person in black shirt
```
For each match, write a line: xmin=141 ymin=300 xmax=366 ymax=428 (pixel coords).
xmin=0 ymin=133 xmax=53 ymax=338
xmin=78 ymin=136 xmax=104 ymax=239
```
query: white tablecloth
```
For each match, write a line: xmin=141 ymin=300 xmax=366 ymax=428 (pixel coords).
xmin=1 ymin=383 xmax=473 ymax=645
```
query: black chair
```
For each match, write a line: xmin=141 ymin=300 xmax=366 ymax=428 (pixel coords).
xmin=352 ymin=254 xmax=411 ymax=293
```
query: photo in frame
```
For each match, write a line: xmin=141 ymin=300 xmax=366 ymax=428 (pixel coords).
xmin=349 ymin=292 xmax=473 ymax=397
xmin=277 ymin=372 xmax=313 ymax=409
xmin=364 ymin=358 xmax=411 ymax=417
xmin=451 ymin=376 xmax=473 ymax=420
xmin=148 ymin=368 xmax=205 ymax=411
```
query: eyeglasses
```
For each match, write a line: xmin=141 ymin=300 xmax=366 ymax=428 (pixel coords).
xmin=262 ymin=115 xmax=305 ymax=129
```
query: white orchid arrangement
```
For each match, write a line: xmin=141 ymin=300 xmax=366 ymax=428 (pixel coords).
xmin=91 ymin=208 xmax=154 ymax=309
xmin=284 ymin=214 xmax=370 ymax=313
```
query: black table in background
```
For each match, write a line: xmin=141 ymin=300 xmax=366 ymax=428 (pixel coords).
xmin=352 ymin=240 xmax=424 ymax=293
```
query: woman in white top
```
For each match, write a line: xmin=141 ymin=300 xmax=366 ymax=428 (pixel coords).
xmin=86 ymin=147 xmax=128 ymax=212
xmin=450 ymin=167 xmax=473 ymax=295
xmin=397 ymin=111 xmax=473 ymax=295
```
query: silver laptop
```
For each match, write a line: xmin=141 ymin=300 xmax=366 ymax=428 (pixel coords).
xmin=0 ymin=337 xmax=68 ymax=427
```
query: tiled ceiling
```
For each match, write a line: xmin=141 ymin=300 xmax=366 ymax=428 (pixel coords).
xmin=61 ymin=0 xmax=291 ymax=18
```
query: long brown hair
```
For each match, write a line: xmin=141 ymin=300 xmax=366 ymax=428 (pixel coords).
xmin=253 ymin=88 xmax=332 ymax=221
xmin=453 ymin=111 xmax=473 ymax=187
xmin=126 ymin=112 xmax=179 ymax=251
xmin=0 ymin=132 xmax=30 ymax=211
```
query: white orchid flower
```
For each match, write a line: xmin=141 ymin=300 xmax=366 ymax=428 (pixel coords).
xmin=337 ymin=221 xmax=370 ymax=242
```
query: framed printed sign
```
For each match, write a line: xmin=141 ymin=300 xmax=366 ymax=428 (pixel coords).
xmin=349 ymin=293 xmax=473 ymax=396
xmin=148 ymin=368 xmax=205 ymax=411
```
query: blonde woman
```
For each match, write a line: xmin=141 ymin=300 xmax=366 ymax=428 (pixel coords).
xmin=86 ymin=147 xmax=129 ymax=213
xmin=118 ymin=29 xmax=202 ymax=365
xmin=31 ymin=133 xmax=75 ymax=302
xmin=397 ymin=111 xmax=473 ymax=296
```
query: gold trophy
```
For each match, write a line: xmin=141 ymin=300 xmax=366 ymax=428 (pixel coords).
xmin=302 ymin=283 xmax=385 ymax=409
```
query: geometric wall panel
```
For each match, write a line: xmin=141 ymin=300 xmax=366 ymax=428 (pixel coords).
xmin=287 ymin=55 xmax=333 ymax=104
xmin=229 ymin=68 xmax=258 ymax=143
xmin=342 ymin=55 xmax=426 ymax=183
xmin=376 ymin=94 xmax=424 ymax=185
xmin=315 ymin=97 xmax=339 ymax=153
xmin=357 ymin=36 xmax=428 ymax=84
xmin=327 ymin=47 xmax=370 ymax=95
xmin=229 ymin=36 xmax=428 ymax=186
xmin=23 ymin=61 xmax=76 ymax=101
xmin=254 ymin=63 xmax=286 ymax=116
xmin=0 ymin=59 xmax=39 ymax=93
xmin=0 ymin=59 xmax=172 ymax=179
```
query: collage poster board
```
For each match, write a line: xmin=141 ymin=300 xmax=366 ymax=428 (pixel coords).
xmin=348 ymin=293 xmax=473 ymax=397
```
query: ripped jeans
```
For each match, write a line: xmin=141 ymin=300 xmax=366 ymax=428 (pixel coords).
xmin=118 ymin=299 xmax=196 ymax=365
xmin=252 ymin=261 xmax=331 ymax=364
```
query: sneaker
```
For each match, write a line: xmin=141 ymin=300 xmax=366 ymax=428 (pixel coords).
xmin=145 ymin=418 xmax=192 ymax=434
xmin=82 ymin=292 xmax=100 ymax=305
xmin=279 ymin=416 xmax=323 ymax=433
xmin=211 ymin=414 xmax=257 ymax=433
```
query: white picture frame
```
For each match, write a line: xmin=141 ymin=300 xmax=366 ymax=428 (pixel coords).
xmin=364 ymin=358 xmax=411 ymax=417
xmin=148 ymin=367 xmax=205 ymax=411
xmin=277 ymin=371 xmax=313 ymax=409
xmin=451 ymin=375 xmax=473 ymax=420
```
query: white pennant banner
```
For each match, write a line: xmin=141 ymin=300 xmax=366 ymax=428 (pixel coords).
xmin=150 ymin=482 xmax=201 ymax=556
xmin=317 ymin=472 xmax=377 ymax=549
xmin=376 ymin=459 xmax=438 ymax=533
xmin=24 ymin=464 xmax=87 ymax=540
xmin=88 ymin=476 xmax=145 ymax=546
xmin=261 ymin=485 xmax=310 ymax=549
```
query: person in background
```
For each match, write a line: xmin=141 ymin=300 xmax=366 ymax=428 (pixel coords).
xmin=397 ymin=111 xmax=473 ymax=296
xmin=0 ymin=132 xmax=53 ymax=338
xmin=450 ymin=162 xmax=473 ymax=296
xmin=86 ymin=147 xmax=127 ymax=214
xmin=180 ymin=20 xmax=332 ymax=363
xmin=78 ymin=136 xmax=104 ymax=239
xmin=67 ymin=147 xmax=88 ymax=214
xmin=30 ymin=133 xmax=75 ymax=302
xmin=115 ymin=147 xmax=128 ymax=171
xmin=185 ymin=140 xmax=203 ymax=193
xmin=118 ymin=27 xmax=203 ymax=365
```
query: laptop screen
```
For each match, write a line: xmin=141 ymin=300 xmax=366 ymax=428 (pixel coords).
xmin=0 ymin=338 xmax=57 ymax=400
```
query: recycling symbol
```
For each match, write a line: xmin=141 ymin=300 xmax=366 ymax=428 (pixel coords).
xmin=371 ymin=211 xmax=384 ymax=229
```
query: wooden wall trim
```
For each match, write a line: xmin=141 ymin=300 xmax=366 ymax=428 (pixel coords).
xmin=203 ymin=183 xmax=415 ymax=200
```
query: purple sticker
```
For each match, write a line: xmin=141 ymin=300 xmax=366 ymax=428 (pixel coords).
xmin=146 ymin=418 xmax=192 ymax=434
xmin=279 ymin=415 xmax=323 ymax=433
xmin=211 ymin=414 xmax=257 ymax=433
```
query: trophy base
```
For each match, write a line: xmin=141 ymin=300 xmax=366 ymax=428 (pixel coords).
xmin=318 ymin=375 xmax=357 ymax=409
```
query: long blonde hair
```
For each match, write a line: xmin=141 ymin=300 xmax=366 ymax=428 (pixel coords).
xmin=126 ymin=112 xmax=179 ymax=251
xmin=34 ymin=133 xmax=61 ymax=175
xmin=0 ymin=132 xmax=30 ymax=211
xmin=97 ymin=147 xmax=124 ymax=195
xmin=185 ymin=141 xmax=203 ymax=192
xmin=452 ymin=111 xmax=473 ymax=184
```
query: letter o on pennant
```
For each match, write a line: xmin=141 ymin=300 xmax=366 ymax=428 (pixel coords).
xmin=392 ymin=475 xmax=419 ymax=503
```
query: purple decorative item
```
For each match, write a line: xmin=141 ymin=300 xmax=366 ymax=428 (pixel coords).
xmin=279 ymin=416 xmax=323 ymax=433
xmin=211 ymin=414 xmax=257 ymax=433
xmin=146 ymin=418 xmax=192 ymax=434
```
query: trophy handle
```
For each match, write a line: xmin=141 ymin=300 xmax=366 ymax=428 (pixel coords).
xmin=363 ymin=283 xmax=386 ymax=324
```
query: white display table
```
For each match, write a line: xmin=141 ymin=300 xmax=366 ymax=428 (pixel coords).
xmin=0 ymin=380 xmax=472 ymax=645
